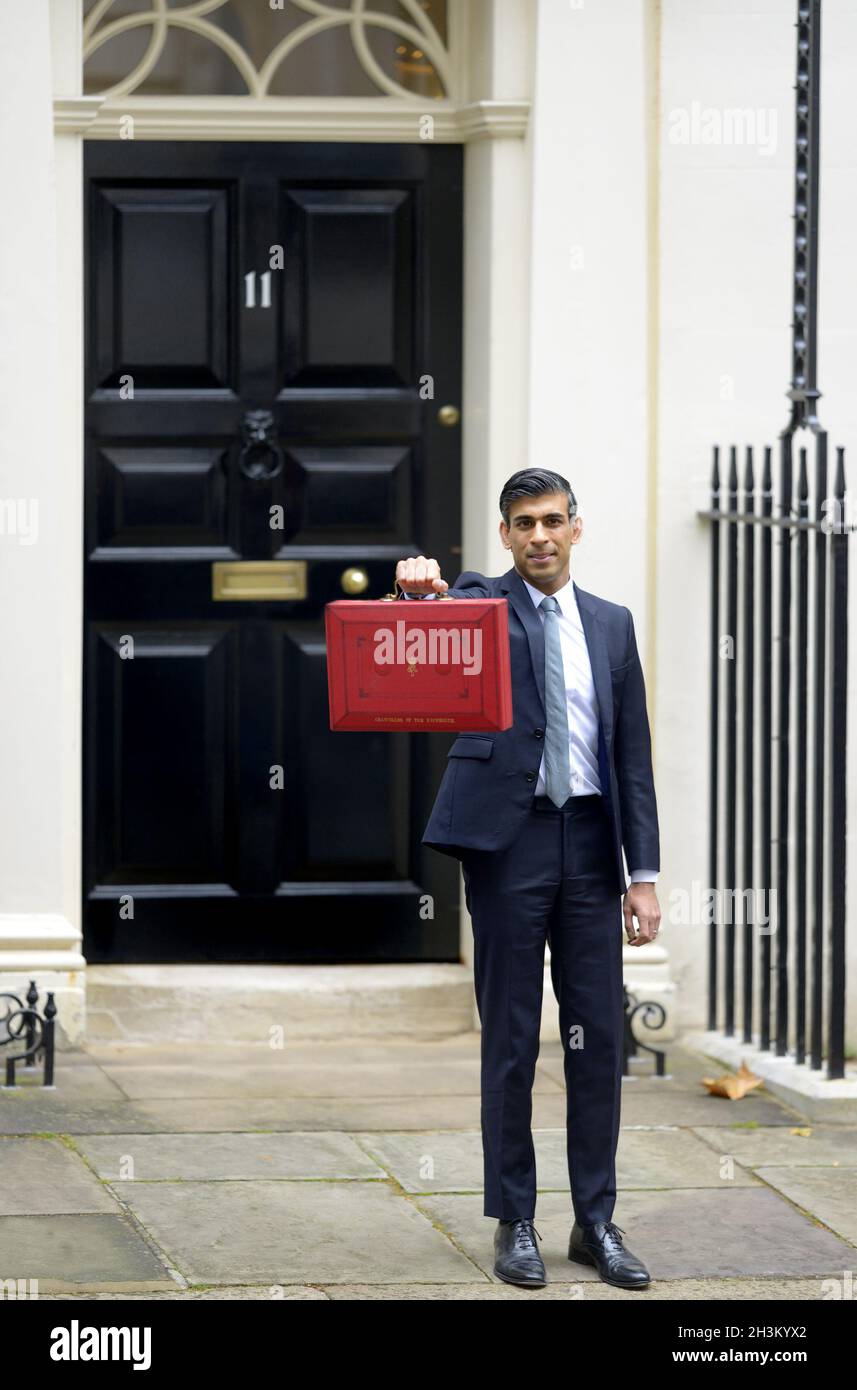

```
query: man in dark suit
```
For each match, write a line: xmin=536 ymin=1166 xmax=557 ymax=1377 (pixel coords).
xmin=396 ymin=468 xmax=661 ymax=1290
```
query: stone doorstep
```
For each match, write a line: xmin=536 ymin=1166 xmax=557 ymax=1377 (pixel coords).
xmin=683 ymin=1030 xmax=857 ymax=1123
xmin=80 ymin=964 xmax=476 ymax=1045
xmin=4 ymin=951 xmax=678 ymax=1049
xmin=84 ymin=959 xmax=675 ymax=1047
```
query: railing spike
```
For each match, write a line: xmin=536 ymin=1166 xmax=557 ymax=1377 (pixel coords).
xmin=784 ymin=0 xmax=822 ymax=435
xmin=834 ymin=444 xmax=846 ymax=499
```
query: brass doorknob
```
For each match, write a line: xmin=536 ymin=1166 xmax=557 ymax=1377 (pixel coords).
xmin=437 ymin=404 xmax=460 ymax=427
xmin=340 ymin=566 xmax=369 ymax=595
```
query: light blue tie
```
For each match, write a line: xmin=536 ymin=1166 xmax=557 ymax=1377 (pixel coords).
xmin=540 ymin=595 xmax=571 ymax=808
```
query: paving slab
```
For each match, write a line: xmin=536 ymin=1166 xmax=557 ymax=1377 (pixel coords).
xmin=1 ymin=1065 xmax=128 ymax=1101
xmin=612 ymin=1127 xmax=761 ymax=1189
xmin=110 ymin=1178 xmax=484 ymax=1284
xmin=622 ymin=1055 xmax=736 ymax=1092
xmin=538 ymin=1046 xmax=720 ymax=1092
xmin=4 ymin=1031 xmax=851 ymax=1298
xmin=90 ymin=1058 xmax=559 ymax=1101
xmin=0 ymin=1098 xmax=155 ymax=1136
xmin=118 ymin=1096 xmax=477 ymax=1131
xmin=0 ymin=1094 xmax=488 ymax=1135
xmin=356 ymin=1126 xmax=760 ymax=1194
xmin=30 ymin=1275 xmax=842 ymax=1300
xmin=119 ymin=1094 xmax=569 ymax=1131
xmin=413 ymin=1189 xmax=602 ymax=1283
xmin=0 ymin=1137 xmax=117 ymax=1216
xmin=355 ymin=1129 xmax=485 ymax=1193
xmin=37 ymin=1287 xmax=330 ymax=1299
xmin=415 ymin=1186 xmax=855 ymax=1282
xmin=4 ymin=1093 xmax=797 ymax=1137
xmin=83 ymin=1035 xmax=489 ymax=1068
xmin=0 ymin=1214 xmax=176 ymax=1293
xmin=74 ymin=1131 xmax=387 ymax=1182
xmin=692 ymin=1125 xmax=857 ymax=1169
xmin=322 ymin=1276 xmax=839 ymax=1300
xmin=754 ymin=1167 xmax=857 ymax=1244
xmin=618 ymin=1090 xmax=806 ymax=1127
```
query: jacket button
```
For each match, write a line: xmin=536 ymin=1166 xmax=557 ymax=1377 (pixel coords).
xmin=534 ymin=728 xmax=544 ymax=739
xmin=525 ymin=771 xmax=537 ymax=782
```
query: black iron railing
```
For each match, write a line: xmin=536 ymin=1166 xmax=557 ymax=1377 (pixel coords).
xmin=698 ymin=0 xmax=851 ymax=1079
xmin=0 ymin=980 xmax=57 ymax=1087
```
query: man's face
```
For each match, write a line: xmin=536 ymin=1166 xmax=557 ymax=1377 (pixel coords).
xmin=499 ymin=490 xmax=582 ymax=591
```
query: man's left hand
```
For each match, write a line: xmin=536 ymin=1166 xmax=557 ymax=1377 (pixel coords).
xmin=623 ymin=883 xmax=661 ymax=946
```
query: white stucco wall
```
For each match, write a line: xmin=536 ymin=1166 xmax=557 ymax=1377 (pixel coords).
xmin=524 ymin=1 xmax=675 ymax=1036
xmin=526 ymin=0 xmax=652 ymax=623
xmin=0 ymin=0 xmax=86 ymax=1035
xmin=657 ymin=0 xmax=857 ymax=1041
xmin=526 ymin=0 xmax=856 ymax=1044
xmin=0 ymin=0 xmax=87 ymax=1034
xmin=0 ymin=0 xmax=61 ymax=913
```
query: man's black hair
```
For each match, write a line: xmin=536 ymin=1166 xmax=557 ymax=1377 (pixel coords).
xmin=498 ymin=469 xmax=578 ymax=527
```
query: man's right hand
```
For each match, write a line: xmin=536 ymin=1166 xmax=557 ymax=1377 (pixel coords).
xmin=395 ymin=556 xmax=449 ymax=595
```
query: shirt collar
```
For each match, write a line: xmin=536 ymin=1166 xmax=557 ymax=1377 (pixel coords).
xmin=521 ymin=572 xmax=577 ymax=617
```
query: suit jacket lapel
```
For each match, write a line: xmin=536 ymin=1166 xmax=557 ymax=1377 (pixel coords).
xmin=499 ymin=567 xmax=614 ymax=749
xmin=500 ymin=566 xmax=546 ymax=719
xmin=573 ymin=580 xmax=613 ymax=748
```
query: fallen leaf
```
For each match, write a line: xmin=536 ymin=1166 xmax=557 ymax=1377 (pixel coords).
xmin=701 ymin=1061 xmax=764 ymax=1099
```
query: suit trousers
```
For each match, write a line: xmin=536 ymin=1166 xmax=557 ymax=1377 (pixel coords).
xmin=461 ymin=792 xmax=624 ymax=1225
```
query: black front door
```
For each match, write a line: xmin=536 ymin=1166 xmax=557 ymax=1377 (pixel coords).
xmin=83 ymin=140 xmax=462 ymax=963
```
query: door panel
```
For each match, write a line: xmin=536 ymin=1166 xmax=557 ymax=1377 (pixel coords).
xmin=281 ymin=186 xmax=414 ymax=385
xmin=91 ymin=185 xmax=234 ymax=389
xmin=95 ymin=446 xmax=230 ymax=547
xmin=83 ymin=141 xmax=462 ymax=963
xmin=89 ymin=625 xmax=235 ymax=886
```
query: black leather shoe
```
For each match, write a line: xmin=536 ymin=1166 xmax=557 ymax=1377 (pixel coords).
xmin=568 ymin=1220 xmax=650 ymax=1289
xmin=494 ymin=1219 xmax=547 ymax=1288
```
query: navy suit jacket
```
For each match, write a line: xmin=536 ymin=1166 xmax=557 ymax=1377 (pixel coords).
xmin=421 ymin=566 xmax=660 ymax=896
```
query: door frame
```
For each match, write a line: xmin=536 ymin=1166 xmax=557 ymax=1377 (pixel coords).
xmin=47 ymin=0 xmax=535 ymax=980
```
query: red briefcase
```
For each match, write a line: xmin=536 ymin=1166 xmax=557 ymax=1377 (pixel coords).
xmin=325 ymin=585 xmax=513 ymax=732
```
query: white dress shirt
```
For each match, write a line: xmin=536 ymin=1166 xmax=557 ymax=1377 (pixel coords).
xmin=521 ymin=574 xmax=601 ymax=800
xmin=402 ymin=575 xmax=657 ymax=885
xmin=521 ymin=575 xmax=656 ymax=885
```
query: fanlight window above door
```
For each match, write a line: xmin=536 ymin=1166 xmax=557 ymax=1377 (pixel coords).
xmin=83 ymin=0 xmax=451 ymax=101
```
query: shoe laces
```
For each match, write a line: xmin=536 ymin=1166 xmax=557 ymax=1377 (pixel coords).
xmin=601 ymin=1221 xmax=626 ymax=1249
xmin=510 ymin=1219 xmax=543 ymax=1250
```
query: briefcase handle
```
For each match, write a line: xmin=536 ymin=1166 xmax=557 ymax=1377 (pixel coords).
xmin=380 ymin=571 xmax=454 ymax=601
